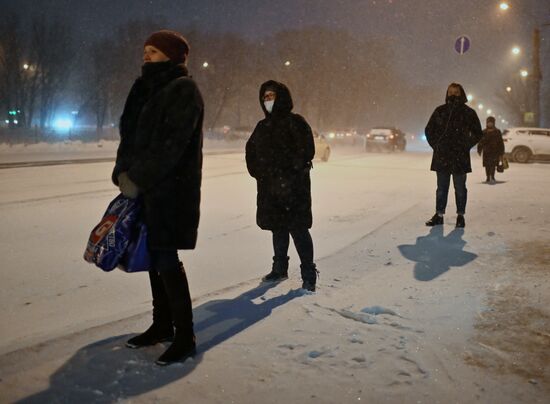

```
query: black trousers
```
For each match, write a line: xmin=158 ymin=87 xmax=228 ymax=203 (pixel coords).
xmin=436 ymin=172 xmax=467 ymax=215
xmin=272 ymin=229 xmax=314 ymax=265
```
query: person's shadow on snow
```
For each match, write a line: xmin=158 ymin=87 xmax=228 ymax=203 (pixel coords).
xmin=17 ymin=282 xmax=303 ymax=404
xmin=397 ymin=226 xmax=478 ymax=281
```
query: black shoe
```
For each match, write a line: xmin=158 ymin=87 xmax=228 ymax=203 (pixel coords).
xmin=126 ymin=270 xmax=174 ymax=349
xmin=126 ymin=323 xmax=174 ymax=349
xmin=262 ymin=256 xmax=289 ymax=282
xmin=155 ymin=333 xmax=196 ymax=366
xmin=425 ymin=213 xmax=443 ymax=226
xmin=301 ymin=263 xmax=319 ymax=292
xmin=456 ymin=215 xmax=465 ymax=228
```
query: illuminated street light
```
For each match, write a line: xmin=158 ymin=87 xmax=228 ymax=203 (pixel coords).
xmin=487 ymin=109 xmax=493 ymax=114
xmin=506 ymin=86 xmax=512 ymax=92
xmin=511 ymin=46 xmax=520 ymax=55
xmin=520 ymin=69 xmax=528 ymax=77
xmin=478 ymin=104 xmax=484 ymax=110
xmin=202 ymin=61 xmax=209 ymax=68
xmin=23 ymin=63 xmax=29 ymax=70
xmin=467 ymin=94 xmax=474 ymax=101
xmin=499 ymin=2 xmax=510 ymax=11
xmin=284 ymin=60 xmax=291 ymax=67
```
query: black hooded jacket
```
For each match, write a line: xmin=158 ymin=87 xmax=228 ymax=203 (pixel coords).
xmin=245 ymin=80 xmax=315 ymax=230
xmin=112 ymin=61 xmax=204 ymax=250
xmin=425 ymin=84 xmax=483 ymax=174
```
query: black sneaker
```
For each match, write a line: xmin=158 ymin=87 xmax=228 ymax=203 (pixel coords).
xmin=456 ymin=215 xmax=465 ymax=228
xmin=425 ymin=213 xmax=444 ymax=226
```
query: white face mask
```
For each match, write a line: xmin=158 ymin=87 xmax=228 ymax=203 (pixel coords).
xmin=264 ymin=100 xmax=274 ymax=113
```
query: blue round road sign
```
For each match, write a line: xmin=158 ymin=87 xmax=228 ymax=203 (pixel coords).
xmin=455 ymin=35 xmax=471 ymax=55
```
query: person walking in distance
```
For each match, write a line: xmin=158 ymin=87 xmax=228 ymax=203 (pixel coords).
xmin=112 ymin=30 xmax=204 ymax=365
xmin=477 ymin=116 xmax=505 ymax=184
xmin=424 ymin=83 xmax=483 ymax=228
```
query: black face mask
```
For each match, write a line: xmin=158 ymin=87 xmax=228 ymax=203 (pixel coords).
xmin=447 ymin=95 xmax=462 ymax=105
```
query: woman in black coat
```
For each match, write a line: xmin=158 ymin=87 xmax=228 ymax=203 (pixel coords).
xmin=245 ymin=80 xmax=318 ymax=291
xmin=477 ymin=116 xmax=505 ymax=183
xmin=112 ymin=30 xmax=204 ymax=366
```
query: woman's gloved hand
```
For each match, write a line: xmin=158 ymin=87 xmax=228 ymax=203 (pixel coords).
xmin=117 ymin=172 xmax=140 ymax=199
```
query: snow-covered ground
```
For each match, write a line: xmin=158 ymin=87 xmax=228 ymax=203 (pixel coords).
xmin=1 ymin=147 xmax=549 ymax=403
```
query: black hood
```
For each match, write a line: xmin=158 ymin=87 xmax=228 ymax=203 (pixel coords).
xmin=445 ymin=83 xmax=468 ymax=104
xmin=259 ymin=80 xmax=293 ymax=117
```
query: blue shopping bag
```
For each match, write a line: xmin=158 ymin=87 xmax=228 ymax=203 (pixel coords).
xmin=83 ymin=194 xmax=149 ymax=272
xmin=118 ymin=221 xmax=150 ymax=273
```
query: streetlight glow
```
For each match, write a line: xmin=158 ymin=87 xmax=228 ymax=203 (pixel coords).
xmin=520 ymin=69 xmax=528 ymax=77
xmin=23 ymin=63 xmax=29 ymax=70
xmin=499 ymin=2 xmax=510 ymax=11
xmin=511 ymin=46 xmax=520 ymax=55
xmin=467 ymin=94 xmax=474 ymax=101
xmin=478 ymin=104 xmax=484 ymax=110
xmin=284 ymin=60 xmax=291 ymax=67
xmin=506 ymin=86 xmax=512 ymax=92
xmin=202 ymin=61 xmax=209 ymax=68
xmin=487 ymin=109 xmax=492 ymax=114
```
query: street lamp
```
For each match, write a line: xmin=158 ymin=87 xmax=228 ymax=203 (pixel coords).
xmin=202 ymin=61 xmax=209 ymax=68
xmin=467 ymin=94 xmax=474 ymax=101
xmin=487 ymin=109 xmax=493 ymax=114
xmin=22 ymin=63 xmax=29 ymax=70
xmin=511 ymin=46 xmax=520 ymax=55
xmin=506 ymin=86 xmax=512 ymax=92
xmin=478 ymin=104 xmax=484 ymax=110
xmin=520 ymin=69 xmax=528 ymax=78
xmin=284 ymin=60 xmax=291 ymax=67
xmin=499 ymin=2 xmax=510 ymax=11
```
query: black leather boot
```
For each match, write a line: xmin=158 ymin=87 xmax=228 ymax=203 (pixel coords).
xmin=155 ymin=262 xmax=196 ymax=366
xmin=126 ymin=270 xmax=174 ymax=349
xmin=262 ymin=256 xmax=290 ymax=282
xmin=301 ymin=263 xmax=319 ymax=292
xmin=456 ymin=214 xmax=465 ymax=228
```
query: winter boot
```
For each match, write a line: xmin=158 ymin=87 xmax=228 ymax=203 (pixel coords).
xmin=456 ymin=215 xmax=465 ymax=228
xmin=301 ymin=263 xmax=319 ymax=292
xmin=156 ymin=262 xmax=196 ymax=366
xmin=262 ymin=256 xmax=290 ymax=282
xmin=126 ymin=270 xmax=174 ymax=349
xmin=425 ymin=213 xmax=444 ymax=226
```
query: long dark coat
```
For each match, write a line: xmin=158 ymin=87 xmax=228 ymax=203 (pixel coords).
xmin=477 ymin=128 xmax=505 ymax=167
xmin=112 ymin=61 xmax=204 ymax=250
xmin=425 ymin=85 xmax=483 ymax=174
xmin=245 ymin=80 xmax=315 ymax=231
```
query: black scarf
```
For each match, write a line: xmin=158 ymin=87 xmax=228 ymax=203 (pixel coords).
xmin=120 ymin=61 xmax=188 ymax=137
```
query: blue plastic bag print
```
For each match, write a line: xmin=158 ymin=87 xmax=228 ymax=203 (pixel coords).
xmin=83 ymin=194 xmax=148 ymax=272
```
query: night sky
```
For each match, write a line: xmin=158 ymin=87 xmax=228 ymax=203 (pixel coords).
xmin=4 ymin=0 xmax=550 ymax=125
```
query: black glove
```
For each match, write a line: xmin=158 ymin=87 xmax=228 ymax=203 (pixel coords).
xmin=117 ymin=172 xmax=139 ymax=199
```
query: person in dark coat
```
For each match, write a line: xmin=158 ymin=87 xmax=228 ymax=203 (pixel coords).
xmin=112 ymin=30 xmax=204 ymax=366
xmin=477 ymin=116 xmax=505 ymax=184
xmin=245 ymin=80 xmax=319 ymax=291
xmin=424 ymin=83 xmax=483 ymax=228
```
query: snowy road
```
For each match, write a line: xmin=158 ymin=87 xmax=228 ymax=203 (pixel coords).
xmin=0 ymin=146 xmax=536 ymax=355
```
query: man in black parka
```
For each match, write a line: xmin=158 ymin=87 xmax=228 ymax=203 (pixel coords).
xmin=112 ymin=30 xmax=203 ymax=366
xmin=246 ymin=80 xmax=319 ymax=291
xmin=478 ymin=116 xmax=505 ymax=183
xmin=425 ymin=83 xmax=483 ymax=228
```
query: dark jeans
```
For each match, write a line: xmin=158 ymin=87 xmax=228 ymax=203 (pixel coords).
xmin=273 ymin=229 xmax=314 ymax=265
xmin=485 ymin=165 xmax=496 ymax=180
xmin=436 ymin=172 xmax=467 ymax=215
xmin=150 ymin=249 xmax=180 ymax=272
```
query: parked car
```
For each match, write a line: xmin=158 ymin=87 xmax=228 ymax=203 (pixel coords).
xmin=503 ymin=127 xmax=550 ymax=163
xmin=365 ymin=127 xmax=407 ymax=152
xmin=313 ymin=131 xmax=331 ymax=162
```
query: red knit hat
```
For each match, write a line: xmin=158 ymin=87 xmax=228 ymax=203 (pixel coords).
xmin=144 ymin=30 xmax=190 ymax=64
